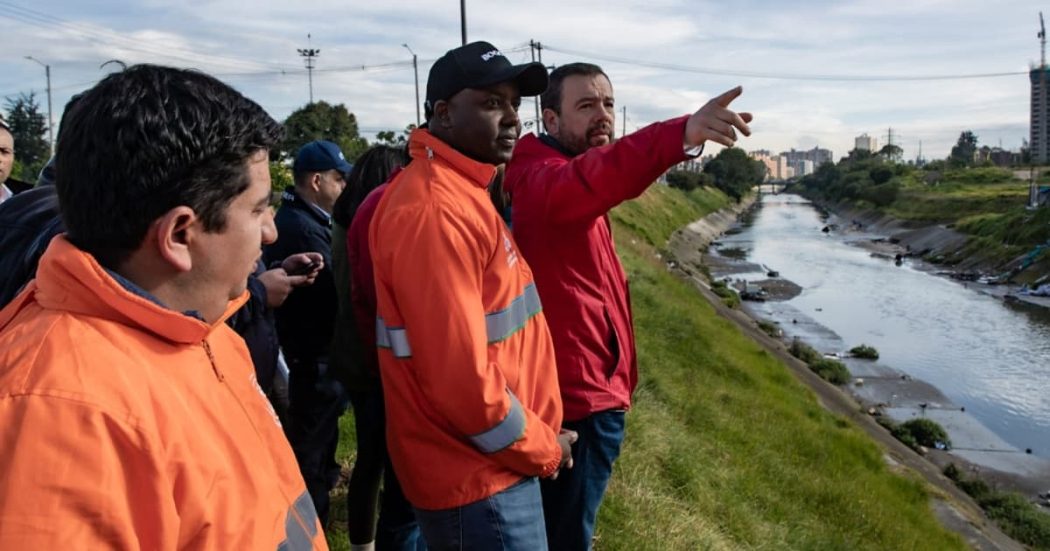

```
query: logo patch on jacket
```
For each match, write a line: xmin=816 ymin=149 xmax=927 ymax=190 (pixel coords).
xmin=503 ymin=231 xmax=518 ymax=267
xmin=250 ymin=373 xmax=282 ymax=428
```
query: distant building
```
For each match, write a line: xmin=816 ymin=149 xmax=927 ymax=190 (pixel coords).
xmin=781 ymin=147 xmax=834 ymax=169
xmin=777 ymin=156 xmax=792 ymax=180
xmin=789 ymin=159 xmax=815 ymax=177
xmin=1030 ymin=66 xmax=1050 ymax=163
xmin=855 ymin=133 xmax=878 ymax=152
xmin=977 ymin=146 xmax=1017 ymax=167
xmin=676 ymin=157 xmax=706 ymax=173
xmin=748 ymin=151 xmax=776 ymax=181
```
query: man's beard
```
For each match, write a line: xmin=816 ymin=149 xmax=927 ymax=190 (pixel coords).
xmin=561 ymin=122 xmax=614 ymax=156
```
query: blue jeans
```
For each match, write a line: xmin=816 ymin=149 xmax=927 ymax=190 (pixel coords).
xmin=541 ymin=410 xmax=626 ymax=551
xmin=413 ymin=477 xmax=548 ymax=551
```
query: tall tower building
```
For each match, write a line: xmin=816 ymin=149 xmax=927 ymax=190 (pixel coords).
xmin=854 ymin=133 xmax=878 ymax=152
xmin=1033 ymin=14 xmax=1049 ymax=163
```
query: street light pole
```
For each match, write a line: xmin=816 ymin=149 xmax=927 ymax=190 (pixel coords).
xmin=24 ymin=56 xmax=53 ymax=156
xmin=460 ymin=0 xmax=467 ymax=45
xmin=403 ymin=44 xmax=421 ymax=126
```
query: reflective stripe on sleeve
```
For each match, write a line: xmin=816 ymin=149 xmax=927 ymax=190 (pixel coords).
xmin=468 ymin=389 xmax=527 ymax=454
xmin=376 ymin=317 xmax=412 ymax=358
xmin=485 ymin=284 xmax=542 ymax=344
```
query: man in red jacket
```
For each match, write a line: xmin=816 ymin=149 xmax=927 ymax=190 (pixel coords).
xmin=504 ymin=63 xmax=752 ymax=550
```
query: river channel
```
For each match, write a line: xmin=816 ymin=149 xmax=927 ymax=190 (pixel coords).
xmin=710 ymin=193 xmax=1050 ymax=460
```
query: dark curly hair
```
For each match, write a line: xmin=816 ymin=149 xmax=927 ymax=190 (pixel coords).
xmin=55 ymin=64 xmax=284 ymax=267
xmin=332 ymin=144 xmax=409 ymax=228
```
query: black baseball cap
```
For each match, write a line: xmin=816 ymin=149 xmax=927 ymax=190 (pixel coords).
xmin=424 ymin=41 xmax=548 ymax=119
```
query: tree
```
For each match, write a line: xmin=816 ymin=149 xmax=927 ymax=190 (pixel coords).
xmin=846 ymin=148 xmax=874 ymax=162
xmin=4 ymin=92 xmax=50 ymax=181
xmin=702 ymin=147 xmax=765 ymax=201
xmin=281 ymin=101 xmax=369 ymax=163
xmin=869 ymin=165 xmax=894 ymax=185
xmin=666 ymin=169 xmax=702 ymax=191
xmin=878 ymin=144 xmax=903 ymax=160
xmin=269 ymin=161 xmax=293 ymax=195
xmin=950 ymin=130 xmax=978 ymax=167
xmin=375 ymin=130 xmax=404 ymax=145
xmin=375 ymin=124 xmax=417 ymax=145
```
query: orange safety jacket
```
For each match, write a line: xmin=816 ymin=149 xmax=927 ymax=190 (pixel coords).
xmin=369 ymin=129 xmax=563 ymax=510
xmin=0 ymin=236 xmax=327 ymax=551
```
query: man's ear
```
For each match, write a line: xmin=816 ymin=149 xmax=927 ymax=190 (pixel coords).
xmin=310 ymin=172 xmax=323 ymax=192
xmin=152 ymin=206 xmax=198 ymax=273
xmin=542 ymin=107 xmax=559 ymax=135
xmin=433 ymin=100 xmax=452 ymax=130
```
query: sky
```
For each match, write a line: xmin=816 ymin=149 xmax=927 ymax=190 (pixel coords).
xmin=0 ymin=0 xmax=1045 ymax=161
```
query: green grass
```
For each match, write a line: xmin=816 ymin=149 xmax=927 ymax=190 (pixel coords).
xmin=609 ymin=184 xmax=731 ymax=251
xmin=878 ymin=418 xmax=951 ymax=452
xmin=850 ymin=344 xmax=880 ymax=359
xmin=809 ymin=358 xmax=852 ymax=385
xmin=595 ymin=202 xmax=962 ymax=549
xmin=788 ymin=338 xmax=822 ymax=364
xmin=325 ymin=184 xmax=965 ymax=550
xmin=800 ymin=164 xmax=1049 ymax=278
xmin=944 ymin=464 xmax=1050 ymax=550
xmin=710 ymin=280 xmax=740 ymax=309
xmin=886 ymin=182 xmax=1028 ymax=223
xmin=756 ymin=319 xmax=781 ymax=338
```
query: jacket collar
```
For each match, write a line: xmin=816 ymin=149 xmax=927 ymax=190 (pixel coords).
xmin=538 ymin=133 xmax=577 ymax=158
xmin=281 ymin=186 xmax=332 ymax=229
xmin=408 ymin=128 xmax=497 ymax=189
xmin=8 ymin=236 xmax=248 ymax=344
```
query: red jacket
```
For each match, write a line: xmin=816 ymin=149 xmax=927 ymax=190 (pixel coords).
xmin=504 ymin=117 xmax=690 ymax=421
xmin=346 ymin=181 xmax=390 ymax=378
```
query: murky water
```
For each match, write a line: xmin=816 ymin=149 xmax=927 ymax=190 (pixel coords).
xmin=715 ymin=194 xmax=1050 ymax=457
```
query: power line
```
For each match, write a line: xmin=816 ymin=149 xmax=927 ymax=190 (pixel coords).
xmin=0 ymin=1 xmax=291 ymax=72
xmin=542 ymin=44 xmax=1028 ymax=82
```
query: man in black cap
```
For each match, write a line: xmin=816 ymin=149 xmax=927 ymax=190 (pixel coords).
xmin=369 ymin=41 xmax=576 ymax=550
xmin=263 ymin=139 xmax=350 ymax=525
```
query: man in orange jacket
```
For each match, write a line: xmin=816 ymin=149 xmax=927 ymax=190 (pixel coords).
xmin=369 ymin=41 xmax=576 ymax=550
xmin=0 ymin=65 xmax=327 ymax=550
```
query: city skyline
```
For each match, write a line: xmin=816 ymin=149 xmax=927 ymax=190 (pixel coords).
xmin=0 ymin=0 xmax=1044 ymax=161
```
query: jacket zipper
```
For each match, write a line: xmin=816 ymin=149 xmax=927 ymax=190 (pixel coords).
xmin=202 ymin=339 xmax=225 ymax=381
xmin=204 ymin=337 xmax=317 ymax=546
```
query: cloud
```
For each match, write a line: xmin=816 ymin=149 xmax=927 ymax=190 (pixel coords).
xmin=1 ymin=0 xmax=1044 ymax=159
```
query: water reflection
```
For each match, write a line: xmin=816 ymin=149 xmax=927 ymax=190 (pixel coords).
xmin=717 ymin=194 xmax=1050 ymax=457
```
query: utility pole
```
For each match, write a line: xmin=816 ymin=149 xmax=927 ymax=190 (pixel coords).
xmin=460 ymin=0 xmax=467 ymax=45
xmin=622 ymin=105 xmax=626 ymax=138
xmin=24 ymin=56 xmax=53 ymax=156
xmin=297 ymin=34 xmax=320 ymax=104
xmin=403 ymin=44 xmax=421 ymax=126
xmin=530 ymin=40 xmax=540 ymax=133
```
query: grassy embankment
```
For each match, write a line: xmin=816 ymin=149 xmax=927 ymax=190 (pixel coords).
xmin=325 ymin=184 xmax=965 ymax=550
xmin=887 ymin=168 xmax=1050 ymax=276
xmin=794 ymin=164 xmax=1050 ymax=281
